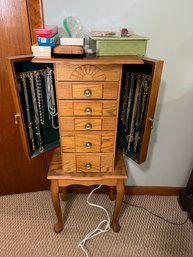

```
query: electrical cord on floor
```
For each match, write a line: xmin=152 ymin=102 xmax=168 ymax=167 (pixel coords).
xmin=78 ymin=184 xmax=111 ymax=257
xmin=123 ymin=200 xmax=193 ymax=226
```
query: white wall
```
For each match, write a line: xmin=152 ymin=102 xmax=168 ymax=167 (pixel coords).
xmin=43 ymin=0 xmax=193 ymax=187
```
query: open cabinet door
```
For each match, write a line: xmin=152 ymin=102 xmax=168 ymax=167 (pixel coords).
xmin=117 ymin=57 xmax=163 ymax=164
xmin=7 ymin=55 xmax=60 ymax=159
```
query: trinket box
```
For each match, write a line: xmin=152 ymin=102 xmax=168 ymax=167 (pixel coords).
xmin=37 ymin=34 xmax=59 ymax=46
xmin=34 ymin=25 xmax=58 ymax=38
xmin=53 ymin=45 xmax=84 ymax=58
xmin=88 ymin=34 xmax=149 ymax=56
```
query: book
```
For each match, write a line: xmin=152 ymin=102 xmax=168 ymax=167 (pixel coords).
xmin=34 ymin=25 xmax=58 ymax=38
xmin=37 ymin=34 xmax=58 ymax=46
xmin=60 ymin=37 xmax=84 ymax=46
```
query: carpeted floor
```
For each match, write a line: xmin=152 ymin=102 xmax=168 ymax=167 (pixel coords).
xmin=0 ymin=190 xmax=193 ymax=257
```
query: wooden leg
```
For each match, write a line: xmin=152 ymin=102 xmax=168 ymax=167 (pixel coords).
xmin=111 ymin=179 xmax=124 ymax=233
xmin=109 ymin=186 xmax=116 ymax=201
xmin=51 ymin=180 xmax=64 ymax=233
xmin=61 ymin=187 xmax=67 ymax=201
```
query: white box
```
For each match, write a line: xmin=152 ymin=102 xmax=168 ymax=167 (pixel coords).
xmin=60 ymin=37 xmax=84 ymax=46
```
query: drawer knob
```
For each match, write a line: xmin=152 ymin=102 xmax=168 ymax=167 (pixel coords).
xmin=84 ymin=89 xmax=92 ymax=97
xmin=85 ymin=142 xmax=92 ymax=148
xmin=85 ymin=123 xmax=92 ymax=129
xmin=84 ymin=107 xmax=92 ymax=114
xmin=85 ymin=163 xmax=92 ymax=170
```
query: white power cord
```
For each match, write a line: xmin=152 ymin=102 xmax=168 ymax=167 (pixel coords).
xmin=78 ymin=184 xmax=111 ymax=257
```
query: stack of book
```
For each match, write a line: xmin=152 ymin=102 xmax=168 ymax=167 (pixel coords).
xmin=32 ymin=25 xmax=58 ymax=57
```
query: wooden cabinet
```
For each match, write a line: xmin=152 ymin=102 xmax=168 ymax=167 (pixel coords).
xmin=55 ymin=63 xmax=122 ymax=173
xmin=0 ymin=0 xmax=50 ymax=195
xmin=32 ymin=56 xmax=163 ymax=173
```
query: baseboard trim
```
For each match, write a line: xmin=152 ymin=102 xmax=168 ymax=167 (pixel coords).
xmin=66 ymin=185 xmax=183 ymax=196
xmin=125 ymin=186 xmax=183 ymax=196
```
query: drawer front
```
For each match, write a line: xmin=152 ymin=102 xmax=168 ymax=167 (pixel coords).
xmin=61 ymin=153 xmax=114 ymax=173
xmin=73 ymin=102 xmax=102 ymax=116
xmin=58 ymin=101 xmax=117 ymax=117
xmin=73 ymin=84 xmax=102 ymax=99
xmin=76 ymin=155 xmax=100 ymax=172
xmin=74 ymin=118 xmax=101 ymax=130
xmin=56 ymin=64 xmax=122 ymax=81
xmin=76 ymin=134 xmax=101 ymax=153
xmin=56 ymin=82 xmax=119 ymax=100
xmin=61 ymin=132 xmax=115 ymax=153
xmin=59 ymin=117 xmax=116 ymax=131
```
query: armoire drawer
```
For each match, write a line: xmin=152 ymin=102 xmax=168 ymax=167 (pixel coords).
xmin=56 ymin=82 xmax=119 ymax=100
xmin=58 ymin=101 xmax=117 ymax=116
xmin=55 ymin=64 xmax=122 ymax=81
xmin=61 ymin=132 xmax=115 ymax=153
xmin=59 ymin=117 xmax=116 ymax=131
xmin=61 ymin=153 xmax=114 ymax=173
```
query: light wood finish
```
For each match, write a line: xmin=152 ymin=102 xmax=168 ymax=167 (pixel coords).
xmin=0 ymin=0 xmax=48 ymax=195
xmin=60 ymin=153 xmax=114 ymax=173
xmin=51 ymin=180 xmax=63 ymax=233
xmin=47 ymin=56 xmax=126 ymax=232
xmin=61 ymin=132 xmax=114 ymax=153
xmin=76 ymin=155 xmax=101 ymax=172
xmin=72 ymin=84 xmax=103 ymax=99
xmin=32 ymin=55 xmax=144 ymax=65
xmin=58 ymin=100 xmax=117 ymax=117
xmin=57 ymin=82 xmax=119 ymax=100
xmin=64 ymin=185 xmax=183 ymax=196
xmin=73 ymin=102 xmax=103 ymax=116
xmin=55 ymin=59 xmax=121 ymax=176
xmin=56 ymin=64 xmax=122 ymax=81
xmin=59 ymin=117 xmax=116 ymax=131
xmin=136 ymin=58 xmax=164 ymax=163
xmin=32 ymin=55 xmax=163 ymax=233
xmin=48 ymin=148 xmax=127 ymax=233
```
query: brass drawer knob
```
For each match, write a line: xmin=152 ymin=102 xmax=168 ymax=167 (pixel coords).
xmin=85 ymin=123 xmax=92 ymax=129
xmin=85 ymin=142 xmax=92 ymax=148
xmin=85 ymin=163 xmax=92 ymax=170
xmin=84 ymin=107 xmax=92 ymax=114
xmin=84 ymin=89 xmax=92 ymax=97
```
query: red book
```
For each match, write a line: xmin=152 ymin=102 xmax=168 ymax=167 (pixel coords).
xmin=34 ymin=25 xmax=58 ymax=38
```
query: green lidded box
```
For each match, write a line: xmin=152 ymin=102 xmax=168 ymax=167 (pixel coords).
xmin=89 ymin=34 xmax=149 ymax=56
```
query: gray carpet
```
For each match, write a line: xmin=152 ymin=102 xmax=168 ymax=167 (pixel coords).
xmin=0 ymin=191 xmax=193 ymax=257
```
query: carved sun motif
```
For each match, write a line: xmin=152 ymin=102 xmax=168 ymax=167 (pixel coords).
xmin=70 ymin=65 xmax=106 ymax=81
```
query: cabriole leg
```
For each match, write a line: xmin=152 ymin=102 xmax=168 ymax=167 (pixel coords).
xmin=111 ymin=179 xmax=125 ymax=232
xmin=51 ymin=180 xmax=64 ymax=233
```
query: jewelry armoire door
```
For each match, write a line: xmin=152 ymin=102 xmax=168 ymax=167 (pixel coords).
xmin=7 ymin=55 xmax=60 ymax=160
xmin=0 ymin=0 xmax=50 ymax=195
xmin=117 ymin=57 xmax=163 ymax=164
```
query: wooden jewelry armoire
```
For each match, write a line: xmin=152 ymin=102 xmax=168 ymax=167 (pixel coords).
xmin=30 ymin=55 xmax=163 ymax=232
